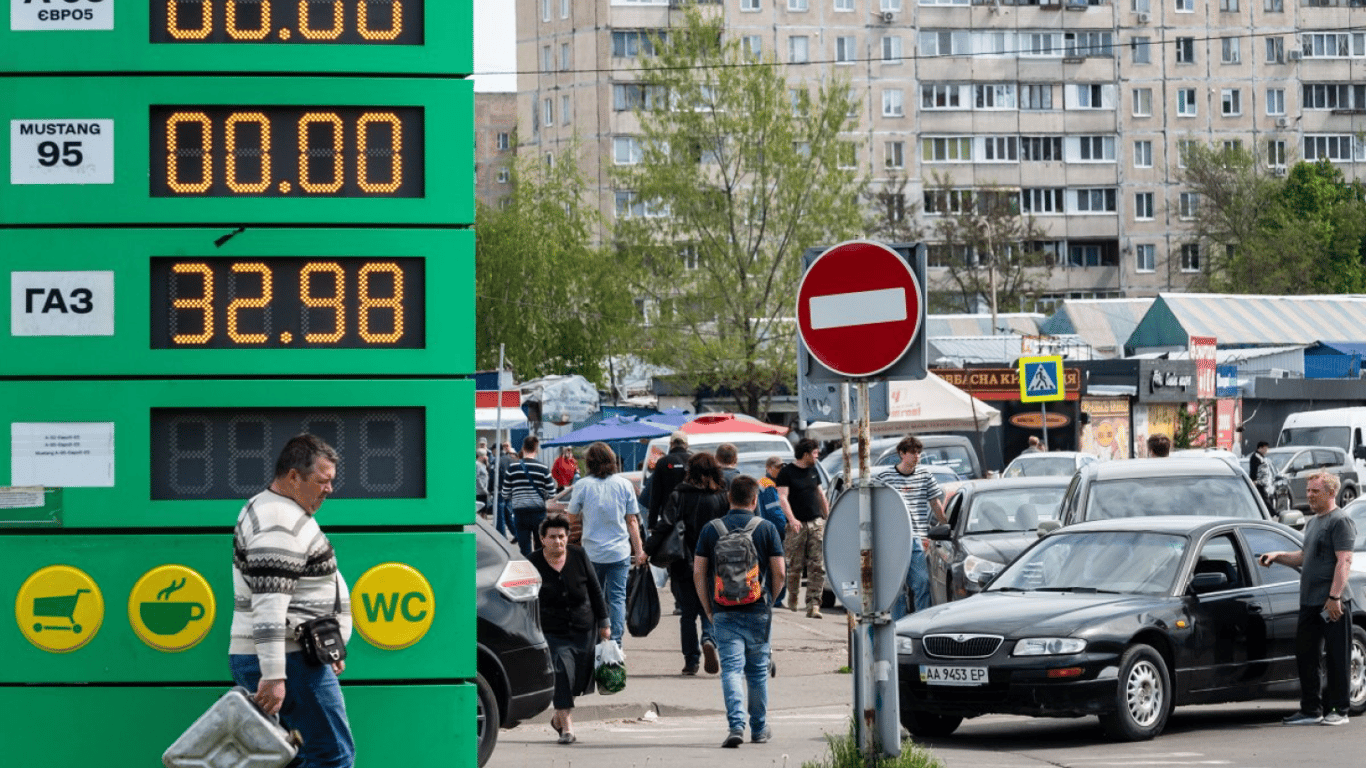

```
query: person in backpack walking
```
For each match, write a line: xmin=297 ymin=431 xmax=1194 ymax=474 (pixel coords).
xmin=654 ymin=452 xmax=729 ymax=676
xmin=693 ymin=475 xmax=786 ymax=748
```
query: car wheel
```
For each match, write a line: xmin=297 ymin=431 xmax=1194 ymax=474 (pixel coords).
xmin=1340 ymin=485 xmax=1359 ymax=507
xmin=1350 ymin=625 xmax=1366 ymax=716
xmin=1099 ymin=644 xmax=1170 ymax=741
xmin=899 ymin=709 xmax=962 ymax=738
xmin=475 ymin=671 xmax=501 ymax=767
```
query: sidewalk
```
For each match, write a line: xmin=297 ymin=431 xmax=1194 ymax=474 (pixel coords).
xmin=489 ymin=581 xmax=858 ymax=767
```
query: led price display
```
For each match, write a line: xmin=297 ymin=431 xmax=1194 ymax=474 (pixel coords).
xmin=150 ymin=0 xmax=425 ymax=45
xmin=148 ymin=257 xmax=424 ymax=349
xmin=149 ymin=105 xmax=424 ymax=197
xmin=150 ymin=406 xmax=426 ymax=500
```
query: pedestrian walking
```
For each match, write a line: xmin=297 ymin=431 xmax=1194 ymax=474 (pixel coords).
xmin=716 ymin=443 xmax=740 ymax=489
xmin=655 ymin=452 xmax=729 ymax=675
xmin=648 ymin=431 xmax=692 ymax=529
xmin=229 ymin=434 xmax=355 ymax=768
xmin=502 ymin=435 xmax=556 ymax=557
xmin=877 ymin=435 xmax=946 ymax=617
xmin=1249 ymin=441 xmax=1275 ymax=509
xmin=693 ymin=475 xmax=785 ymax=748
xmin=1259 ymin=471 xmax=1357 ymax=726
xmin=777 ymin=438 xmax=828 ymax=618
xmin=495 ymin=441 xmax=518 ymax=540
xmin=529 ymin=516 xmax=610 ymax=745
xmin=475 ymin=448 xmax=490 ymax=513
xmin=566 ymin=441 xmax=647 ymax=645
xmin=552 ymin=446 xmax=580 ymax=490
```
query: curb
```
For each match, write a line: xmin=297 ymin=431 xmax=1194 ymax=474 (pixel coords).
xmin=527 ymin=701 xmax=725 ymax=724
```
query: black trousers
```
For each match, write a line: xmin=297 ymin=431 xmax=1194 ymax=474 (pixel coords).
xmin=1295 ymin=602 xmax=1354 ymax=715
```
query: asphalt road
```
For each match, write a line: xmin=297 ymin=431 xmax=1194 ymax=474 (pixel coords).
xmin=487 ymin=583 xmax=1353 ymax=768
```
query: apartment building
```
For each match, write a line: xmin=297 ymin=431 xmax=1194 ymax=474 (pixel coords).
xmin=475 ymin=92 xmax=518 ymax=210
xmin=517 ymin=0 xmax=1366 ymax=308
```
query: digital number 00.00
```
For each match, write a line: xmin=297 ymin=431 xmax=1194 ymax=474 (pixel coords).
xmin=151 ymin=0 xmax=424 ymax=46
xmin=149 ymin=106 xmax=424 ymax=198
xmin=149 ymin=256 xmax=425 ymax=349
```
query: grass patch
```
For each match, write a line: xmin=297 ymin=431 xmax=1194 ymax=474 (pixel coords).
xmin=802 ymin=721 xmax=941 ymax=768
xmin=837 ymin=665 xmax=852 ymax=674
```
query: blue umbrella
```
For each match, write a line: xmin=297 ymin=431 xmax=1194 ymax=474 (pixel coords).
xmin=542 ymin=415 xmax=673 ymax=447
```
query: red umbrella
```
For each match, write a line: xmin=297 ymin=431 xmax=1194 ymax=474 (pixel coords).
xmin=680 ymin=413 xmax=789 ymax=435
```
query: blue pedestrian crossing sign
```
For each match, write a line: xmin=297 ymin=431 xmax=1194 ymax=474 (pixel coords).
xmin=1018 ymin=356 xmax=1065 ymax=402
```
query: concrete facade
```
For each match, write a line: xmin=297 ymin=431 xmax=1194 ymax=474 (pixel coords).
xmin=475 ymin=92 xmax=518 ymax=210
xmin=516 ymin=0 xmax=1366 ymax=307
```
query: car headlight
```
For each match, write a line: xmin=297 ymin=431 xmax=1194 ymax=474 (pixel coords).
xmin=962 ymin=554 xmax=1004 ymax=585
xmin=896 ymin=636 xmax=916 ymax=655
xmin=1013 ymin=637 xmax=1087 ymax=656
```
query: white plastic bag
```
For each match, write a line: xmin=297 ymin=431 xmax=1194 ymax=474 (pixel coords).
xmin=594 ymin=640 xmax=626 ymax=694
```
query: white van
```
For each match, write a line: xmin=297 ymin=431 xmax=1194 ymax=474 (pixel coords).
xmin=642 ymin=431 xmax=794 ymax=482
xmin=1277 ymin=407 xmax=1366 ymax=475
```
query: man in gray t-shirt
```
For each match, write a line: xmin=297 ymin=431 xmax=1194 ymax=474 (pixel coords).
xmin=1259 ymin=472 xmax=1357 ymax=726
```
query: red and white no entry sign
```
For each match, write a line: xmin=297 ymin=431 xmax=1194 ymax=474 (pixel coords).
xmin=796 ymin=240 xmax=923 ymax=378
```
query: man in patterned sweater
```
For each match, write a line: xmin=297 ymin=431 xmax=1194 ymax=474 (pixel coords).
xmin=230 ymin=433 xmax=355 ymax=768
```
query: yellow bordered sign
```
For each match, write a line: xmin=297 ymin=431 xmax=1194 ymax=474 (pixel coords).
xmin=1018 ymin=356 xmax=1066 ymax=403
xmin=15 ymin=565 xmax=105 ymax=653
xmin=352 ymin=562 xmax=435 ymax=651
xmin=127 ymin=564 xmax=216 ymax=652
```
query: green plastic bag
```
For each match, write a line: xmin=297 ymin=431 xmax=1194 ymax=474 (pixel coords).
xmin=594 ymin=640 xmax=626 ymax=695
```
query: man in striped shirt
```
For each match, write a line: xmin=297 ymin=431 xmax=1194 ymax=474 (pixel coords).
xmin=502 ymin=434 xmax=557 ymax=556
xmin=877 ymin=435 xmax=946 ymax=617
xmin=230 ymin=433 xmax=354 ymax=768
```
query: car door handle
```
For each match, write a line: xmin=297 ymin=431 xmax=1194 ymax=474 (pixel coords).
xmin=1235 ymin=596 xmax=1263 ymax=613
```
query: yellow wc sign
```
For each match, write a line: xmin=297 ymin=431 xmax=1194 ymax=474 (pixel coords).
xmin=352 ymin=562 xmax=435 ymax=651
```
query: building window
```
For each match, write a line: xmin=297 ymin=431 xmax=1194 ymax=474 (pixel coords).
xmin=542 ymin=0 xmax=551 ymax=22
xmin=921 ymin=84 xmax=961 ymax=109
xmin=881 ymin=0 xmax=903 ymax=10
xmin=561 ymin=0 xmax=570 ymax=18
xmin=1065 ymin=31 xmax=1114 ymax=58
xmin=882 ymin=36 xmax=903 ymax=62
xmin=1177 ymin=88 xmax=1198 ymax=116
xmin=1133 ymin=0 xmax=1151 ymax=10
xmin=561 ymin=95 xmax=571 ymax=125
xmin=1072 ymin=84 xmax=1109 ymax=109
xmin=542 ymin=98 xmax=554 ymax=126
xmin=975 ymin=84 xmax=1016 ymax=109
xmin=1267 ymin=139 xmax=1287 ymax=167
xmin=1264 ymin=0 xmax=1283 ymax=10
xmin=922 ymin=136 xmax=973 ymax=162
xmin=1302 ymin=33 xmax=1366 ymax=59
xmin=561 ymin=43 xmax=570 ymax=70
xmin=1021 ymin=188 xmax=1065 ymax=214
xmin=1132 ymin=37 xmax=1151 ymax=64
xmin=741 ymin=0 xmax=760 ymax=10
xmin=1074 ymin=188 xmax=1118 ymax=213
xmin=1135 ymin=192 xmax=1154 ymax=219
xmin=837 ymin=142 xmax=858 ymax=169
xmin=1134 ymin=140 xmax=1153 ymax=167
xmin=1135 ymin=244 xmax=1156 ymax=272
xmin=983 ymin=136 xmax=1019 ymax=162
xmin=1067 ymin=244 xmax=1111 ymax=267
xmin=1304 ymin=135 xmax=1366 ymax=162
xmin=496 ymin=132 xmax=511 ymax=151
xmin=1175 ymin=0 xmax=1193 ymax=10
xmin=1180 ymin=243 xmax=1200 ymax=272
xmin=613 ymin=30 xmax=667 ymax=58
xmin=1177 ymin=140 xmax=1197 ymax=167
xmin=836 ymin=36 xmax=856 ymax=63
xmin=920 ymin=30 xmax=969 ymax=57
xmin=1176 ymin=37 xmax=1195 ymax=64
xmin=1221 ymin=89 xmax=1242 ymax=116
xmin=615 ymin=191 xmax=668 ymax=219
xmin=885 ymin=141 xmax=905 ymax=169
xmin=1222 ymin=38 xmax=1240 ymax=64
xmin=741 ymin=35 xmax=762 ymax=61
xmin=835 ymin=0 xmax=855 ymax=9
xmin=1076 ymin=135 xmax=1116 ymax=161
xmin=790 ymin=88 xmax=809 ymax=116
xmin=788 ymin=36 xmax=809 ymax=64
xmin=1303 ymin=83 xmax=1366 ymax=110
xmin=1131 ymin=88 xmax=1152 ymax=117
xmin=1266 ymin=37 xmax=1284 ymax=63
xmin=789 ymin=0 xmax=808 ymax=9
xmin=1220 ymin=0 xmax=1238 ymax=9
xmin=613 ymin=83 xmax=667 ymax=111
xmin=880 ymin=192 xmax=906 ymax=223
xmin=613 ymin=137 xmax=641 ymax=165
xmin=542 ymin=45 xmax=553 ymax=71
xmin=1266 ymin=89 xmax=1286 ymax=115
xmin=924 ymin=189 xmax=975 ymax=215
xmin=1021 ymin=84 xmax=1054 ymax=111
xmin=496 ymin=167 xmax=510 ymax=184
xmin=1179 ymin=192 xmax=1199 ymax=219
xmin=1020 ymin=136 xmax=1063 ymax=161
xmin=883 ymin=89 xmax=905 ymax=116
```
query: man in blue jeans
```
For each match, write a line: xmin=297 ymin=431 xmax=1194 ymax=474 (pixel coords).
xmin=694 ymin=475 xmax=786 ymax=748
xmin=878 ymin=435 xmax=946 ymax=619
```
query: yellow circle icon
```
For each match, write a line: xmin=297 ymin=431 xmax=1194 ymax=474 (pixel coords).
xmin=352 ymin=562 xmax=435 ymax=651
xmin=128 ymin=564 xmax=217 ymax=652
xmin=15 ymin=565 xmax=104 ymax=653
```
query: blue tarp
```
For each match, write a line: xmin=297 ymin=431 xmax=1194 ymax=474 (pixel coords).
xmin=542 ymin=415 xmax=672 ymax=447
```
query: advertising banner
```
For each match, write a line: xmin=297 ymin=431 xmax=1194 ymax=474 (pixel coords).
xmin=1080 ymin=398 xmax=1131 ymax=461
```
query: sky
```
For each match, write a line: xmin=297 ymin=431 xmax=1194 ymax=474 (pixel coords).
xmin=473 ymin=4 xmax=517 ymax=93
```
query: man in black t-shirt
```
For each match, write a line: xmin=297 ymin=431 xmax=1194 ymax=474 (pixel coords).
xmin=776 ymin=438 xmax=828 ymax=618
xmin=648 ymin=432 xmax=691 ymax=529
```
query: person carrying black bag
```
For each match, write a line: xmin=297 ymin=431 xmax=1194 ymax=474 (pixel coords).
xmin=650 ymin=452 xmax=728 ymax=676
xmin=502 ymin=435 xmax=556 ymax=557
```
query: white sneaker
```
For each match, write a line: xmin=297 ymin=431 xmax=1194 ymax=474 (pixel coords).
xmin=1323 ymin=712 xmax=1350 ymax=726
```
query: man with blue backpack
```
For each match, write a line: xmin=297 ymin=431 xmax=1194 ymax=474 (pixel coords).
xmin=693 ymin=475 xmax=786 ymax=749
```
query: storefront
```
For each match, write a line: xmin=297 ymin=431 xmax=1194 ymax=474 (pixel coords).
xmin=934 ymin=366 xmax=1083 ymax=462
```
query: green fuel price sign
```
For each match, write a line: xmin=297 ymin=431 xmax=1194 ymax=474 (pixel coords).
xmin=1 ymin=76 xmax=472 ymax=225
xmin=0 ymin=228 xmax=472 ymax=376
xmin=0 ymin=1 xmax=471 ymax=75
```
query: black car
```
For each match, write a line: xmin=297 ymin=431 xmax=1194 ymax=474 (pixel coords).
xmin=474 ymin=517 xmax=554 ymax=766
xmin=897 ymin=517 xmax=1366 ymax=741
xmin=926 ymin=477 xmax=1070 ymax=604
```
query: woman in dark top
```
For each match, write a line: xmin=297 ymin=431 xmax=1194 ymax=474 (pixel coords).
xmin=528 ymin=515 xmax=609 ymax=744
xmin=652 ymin=452 xmax=729 ymax=676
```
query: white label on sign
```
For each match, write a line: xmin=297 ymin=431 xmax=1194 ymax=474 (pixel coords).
xmin=10 ymin=119 xmax=114 ymax=184
xmin=11 ymin=0 xmax=113 ymax=31
xmin=0 ymin=487 xmax=45 ymax=509
xmin=809 ymin=287 xmax=907 ymax=330
xmin=11 ymin=422 xmax=115 ymax=488
xmin=11 ymin=270 xmax=115 ymax=336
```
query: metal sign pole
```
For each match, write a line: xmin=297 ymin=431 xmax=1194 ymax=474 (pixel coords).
xmin=853 ymin=380 xmax=877 ymax=759
xmin=1040 ymin=401 xmax=1048 ymax=450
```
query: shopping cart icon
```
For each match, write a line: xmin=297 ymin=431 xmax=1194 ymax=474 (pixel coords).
xmin=32 ymin=589 xmax=91 ymax=634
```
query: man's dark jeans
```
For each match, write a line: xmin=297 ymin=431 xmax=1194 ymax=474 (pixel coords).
xmin=513 ymin=508 xmax=546 ymax=557
xmin=1295 ymin=602 xmax=1353 ymax=715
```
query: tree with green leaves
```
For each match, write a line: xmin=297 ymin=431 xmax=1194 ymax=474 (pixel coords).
xmin=924 ymin=173 xmax=1054 ymax=316
xmin=1180 ymin=145 xmax=1366 ymax=294
xmin=476 ymin=144 xmax=638 ymax=387
xmin=611 ymin=9 xmax=867 ymax=417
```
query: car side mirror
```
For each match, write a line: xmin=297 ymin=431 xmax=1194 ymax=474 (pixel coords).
xmin=1036 ymin=519 xmax=1061 ymax=538
xmin=928 ymin=523 xmax=952 ymax=541
xmin=1279 ymin=510 xmax=1306 ymax=529
xmin=1355 ymin=446 xmax=1366 ymax=461
xmin=1189 ymin=572 xmax=1228 ymax=594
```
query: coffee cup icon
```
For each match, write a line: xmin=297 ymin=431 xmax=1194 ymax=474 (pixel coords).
xmin=140 ymin=601 xmax=205 ymax=635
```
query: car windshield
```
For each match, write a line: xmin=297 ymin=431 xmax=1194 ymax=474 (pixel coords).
xmin=1004 ymin=456 xmax=1076 ymax=478
xmin=878 ymin=445 xmax=974 ymax=476
xmin=1280 ymin=426 xmax=1349 ymax=450
xmin=990 ymin=530 xmax=1186 ymax=595
xmin=1348 ymin=503 xmax=1366 ymax=551
xmin=1264 ymin=450 xmax=1300 ymax=473
xmin=965 ymin=487 xmax=1066 ymax=533
xmin=1086 ymin=475 xmax=1262 ymax=519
